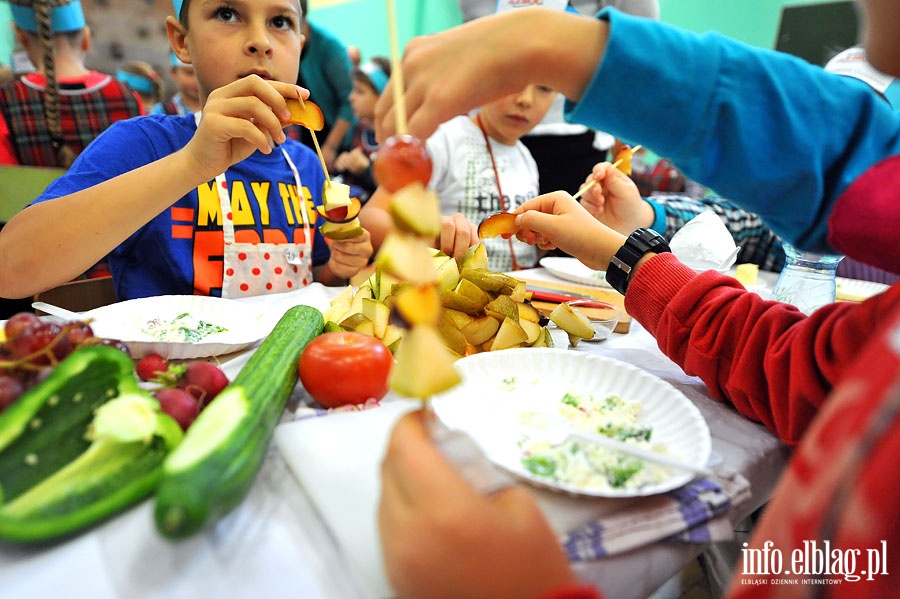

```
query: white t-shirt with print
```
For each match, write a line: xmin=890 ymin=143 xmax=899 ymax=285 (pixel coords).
xmin=427 ymin=115 xmax=539 ymax=272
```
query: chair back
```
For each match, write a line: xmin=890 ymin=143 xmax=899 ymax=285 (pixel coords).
xmin=0 ymin=164 xmax=66 ymax=223
xmin=33 ymin=276 xmax=117 ymax=314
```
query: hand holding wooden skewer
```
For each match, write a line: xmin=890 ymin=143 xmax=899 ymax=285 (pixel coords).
xmin=298 ymin=96 xmax=333 ymax=187
xmin=572 ymin=144 xmax=642 ymax=200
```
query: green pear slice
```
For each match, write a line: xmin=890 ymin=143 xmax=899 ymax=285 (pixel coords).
xmin=389 ymin=325 xmax=462 ymax=398
xmin=548 ymin=302 xmax=595 ymax=340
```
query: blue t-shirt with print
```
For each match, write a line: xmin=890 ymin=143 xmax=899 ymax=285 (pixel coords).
xmin=34 ymin=113 xmax=329 ymax=300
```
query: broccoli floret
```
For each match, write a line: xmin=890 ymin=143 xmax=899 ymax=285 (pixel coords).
xmin=597 ymin=423 xmax=652 ymax=442
xmin=561 ymin=392 xmax=580 ymax=407
xmin=521 ymin=454 xmax=557 ymax=478
xmin=605 ymin=455 xmax=644 ymax=488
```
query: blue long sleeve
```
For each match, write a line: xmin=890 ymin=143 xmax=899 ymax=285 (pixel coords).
xmin=566 ymin=8 xmax=900 ymax=254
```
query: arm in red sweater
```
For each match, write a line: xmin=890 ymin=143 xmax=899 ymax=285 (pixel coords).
xmin=625 ymin=252 xmax=900 ymax=446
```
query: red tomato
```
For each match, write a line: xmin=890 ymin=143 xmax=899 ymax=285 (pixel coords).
xmin=298 ymin=332 xmax=393 ymax=408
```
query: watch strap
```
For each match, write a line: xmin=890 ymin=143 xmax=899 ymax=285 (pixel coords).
xmin=605 ymin=228 xmax=671 ymax=295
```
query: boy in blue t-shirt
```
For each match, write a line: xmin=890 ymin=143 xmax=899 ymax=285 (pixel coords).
xmin=0 ymin=0 xmax=372 ymax=301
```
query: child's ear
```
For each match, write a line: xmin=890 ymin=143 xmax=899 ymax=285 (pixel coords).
xmin=165 ymin=15 xmax=192 ymax=66
xmin=81 ymin=26 xmax=92 ymax=53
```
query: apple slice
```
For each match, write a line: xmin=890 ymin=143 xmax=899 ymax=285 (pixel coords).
xmin=489 ymin=317 xmax=528 ymax=351
xmin=530 ymin=326 xmax=554 ymax=348
xmin=433 ymin=254 xmax=461 ymax=293
xmin=461 ymin=315 xmax=501 ymax=346
xmin=477 ymin=213 xmax=518 ymax=240
xmin=444 ymin=308 xmax=474 ymax=330
xmin=286 ymin=98 xmax=325 ymax=131
xmin=392 ymin=283 xmax=442 ymax=328
xmin=319 ymin=217 xmax=365 ymax=240
xmin=374 ymin=233 xmax=439 ymax=284
xmin=613 ymin=145 xmax=634 ymax=175
xmin=321 ymin=181 xmax=352 ymax=212
xmin=390 ymin=182 xmax=442 ymax=239
xmin=457 ymin=243 xmax=489 ymax=272
xmin=484 ymin=294 xmax=519 ymax=323
xmin=317 ymin=196 xmax=361 ymax=223
xmin=516 ymin=301 xmax=543 ymax=324
xmin=361 ymin=298 xmax=390 ymax=339
xmin=518 ymin=318 xmax=542 ymax=345
xmin=437 ymin=314 xmax=468 ymax=356
xmin=389 ymin=325 xmax=461 ymax=398
xmin=461 ymin=268 xmax=520 ymax=295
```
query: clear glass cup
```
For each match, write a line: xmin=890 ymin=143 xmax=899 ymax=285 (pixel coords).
xmin=771 ymin=243 xmax=844 ymax=315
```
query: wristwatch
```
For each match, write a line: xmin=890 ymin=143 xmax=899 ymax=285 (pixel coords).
xmin=605 ymin=228 xmax=671 ymax=295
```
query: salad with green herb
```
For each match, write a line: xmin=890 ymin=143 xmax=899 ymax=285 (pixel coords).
xmin=519 ymin=391 xmax=670 ymax=490
xmin=141 ymin=313 xmax=228 ymax=343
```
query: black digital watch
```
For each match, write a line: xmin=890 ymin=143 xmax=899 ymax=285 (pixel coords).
xmin=605 ymin=228 xmax=671 ymax=295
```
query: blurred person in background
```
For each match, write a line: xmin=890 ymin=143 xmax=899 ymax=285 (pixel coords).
xmin=152 ymin=51 xmax=200 ymax=116
xmin=116 ymin=60 xmax=164 ymax=113
xmin=295 ymin=0 xmax=355 ymax=171
xmin=0 ymin=0 xmax=143 ymax=168
xmin=333 ymin=57 xmax=390 ymax=203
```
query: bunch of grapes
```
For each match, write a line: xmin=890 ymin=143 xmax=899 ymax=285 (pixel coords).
xmin=135 ymin=354 xmax=229 ymax=431
xmin=0 ymin=312 xmax=128 ymax=412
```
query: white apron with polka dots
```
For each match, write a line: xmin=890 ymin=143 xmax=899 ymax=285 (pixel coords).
xmin=196 ymin=112 xmax=313 ymax=298
xmin=215 ymin=149 xmax=313 ymax=297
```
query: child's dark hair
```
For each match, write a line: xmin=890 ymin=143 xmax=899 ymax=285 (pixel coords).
xmin=177 ymin=0 xmax=190 ymax=27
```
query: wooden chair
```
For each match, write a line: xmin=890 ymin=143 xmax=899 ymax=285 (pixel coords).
xmin=0 ymin=164 xmax=67 ymax=224
xmin=33 ymin=276 xmax=117 ymax=314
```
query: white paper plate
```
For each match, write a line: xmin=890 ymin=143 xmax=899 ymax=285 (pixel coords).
xmin=431 ymin=348 xmax=711 ymax=497
xmin=835 ymin=277 xmax=890 ymax=302
xmin=84 ymin=295 xmax=264 ymax=359
xmin=539 ymin=256 xmax=612 ymax=289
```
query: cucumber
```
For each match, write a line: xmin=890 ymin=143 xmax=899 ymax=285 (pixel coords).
xmin=0 ymin=403 xmax=182 ymax=543
xmin=0 ymin=346 xmax=184 ymax=544
xmin=154 ymin=304 xmax=324 ymax=539
xmin=0 ymin=345 xmax=138 ymax=502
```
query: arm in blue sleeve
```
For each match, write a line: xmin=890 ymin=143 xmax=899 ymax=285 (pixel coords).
xmin=565 ymin=8 xmax=900 ymax=255
xmin=643 ymin=197 xmax=667 ymax=233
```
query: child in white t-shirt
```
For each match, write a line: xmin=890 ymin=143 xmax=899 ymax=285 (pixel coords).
xmin=361 ymin=84 xmax=556 ymax=271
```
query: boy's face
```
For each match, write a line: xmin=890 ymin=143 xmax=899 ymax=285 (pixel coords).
xmin=174 ymin=0 xmax=303 ymax=103
xmin=348 ymin=78 xmax=379 ymax=121
xmin=478 ymin=85 xmax=557 ymax=146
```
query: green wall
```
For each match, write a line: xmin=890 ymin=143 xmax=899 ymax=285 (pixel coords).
xmin=308 ymin=0 xmax=463 ymax=64
xmin=309 ymin=0 xmax=848 ymax=67
xmin=0 ymin=0 xmax=851 ymax=72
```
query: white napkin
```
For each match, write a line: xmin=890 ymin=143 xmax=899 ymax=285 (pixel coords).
xmin=668 ymin=211 xmax=739 ymax=272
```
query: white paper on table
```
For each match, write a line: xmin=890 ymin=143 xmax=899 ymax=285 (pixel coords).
xmin=273 ymin=400 xmax=422 ymax=599
xmin=668 ymin=211 xmax=739 ymax=271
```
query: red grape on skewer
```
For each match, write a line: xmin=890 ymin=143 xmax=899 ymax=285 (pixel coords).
xmin=373 ymin=134 xmax=433 ymax=193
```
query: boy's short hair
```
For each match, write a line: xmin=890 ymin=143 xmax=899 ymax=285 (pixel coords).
xmin=354 ymin=57 xmax=391 ymax=94
xmin=9 ymin=0 xmax=86 ymax=33
xmin=173 ymin=0 xmax=187 ymax=24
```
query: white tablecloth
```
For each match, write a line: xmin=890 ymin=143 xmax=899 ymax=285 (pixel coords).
xmin=0 ymin=275 xmax=791 ymax=599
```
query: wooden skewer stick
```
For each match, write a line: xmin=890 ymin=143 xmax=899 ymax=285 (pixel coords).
xmin=572 ymin=145 xmax=641 ymax=200
xmin=299 ymin=96 xmax=332 ymax=186
xmin=386 ymin=0 xmax=408 ymax=136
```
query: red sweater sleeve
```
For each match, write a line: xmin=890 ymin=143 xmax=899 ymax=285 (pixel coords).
xmin=625 ymin=253 xmax=900 ymax=446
